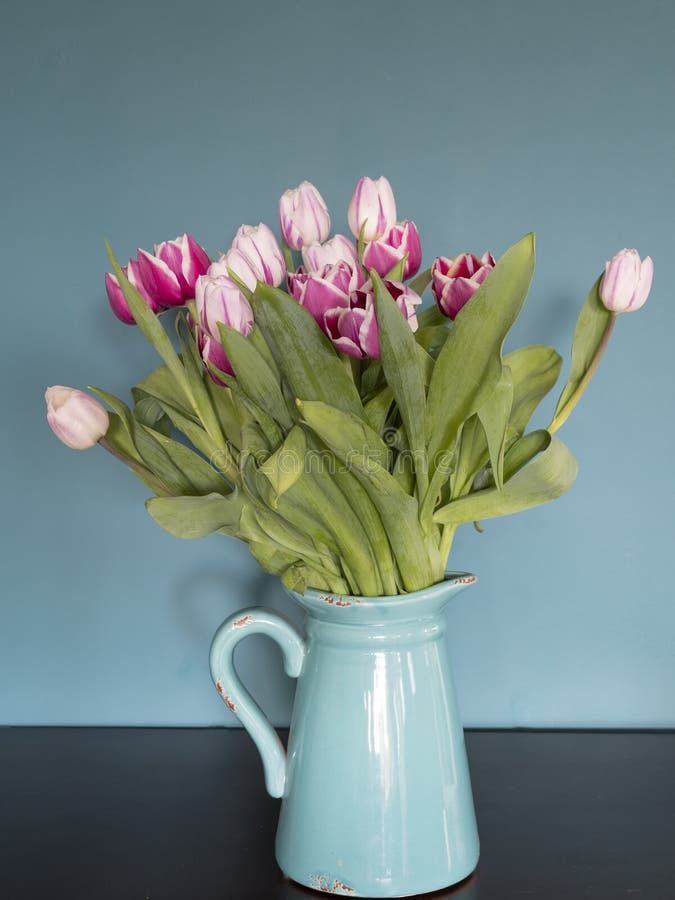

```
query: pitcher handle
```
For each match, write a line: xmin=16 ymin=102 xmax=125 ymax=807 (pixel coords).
xmin=209 ymin=607 xmax=306 ymax=798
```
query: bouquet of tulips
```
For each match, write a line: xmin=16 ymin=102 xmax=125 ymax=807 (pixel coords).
xmin=46 ymin=177 xmax=652 ymax=596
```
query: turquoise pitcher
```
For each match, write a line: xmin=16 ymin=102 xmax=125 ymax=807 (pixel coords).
xmin=209 ymin=573 xmax=480 ymax=898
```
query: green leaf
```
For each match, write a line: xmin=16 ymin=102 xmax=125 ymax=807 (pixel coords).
xmin=477 ymin=367 xmax=513 ymax=491
xmin=553 ymin=276 xmax=608 ymax=415
xmin=140 ymin=425 xmax=231 ymax=495
xmin=364 ymin=386 xmax=394 ymax=434
xmin=155 ymin=400 xmax=237 ymax=481
xmin=433 ymin=437 xmax=577 ymax=526
xmin=451 ymin=414 xmax=488 ymax=498
xmin=102 ymin=413 xmax=172 ymax=496
xmin=372 ymin=271 xmax=428 ymax=498
xmin=417 ymin=303 xmax=447 ymax=328
xmin=146 ymin=491 xmax=243 ymax=538
xmin=422 ymin=234 xmax=535 ymax=520
xmin=505 ymin=345 xmax=562 ymax=436
xmin=251 ymin=283 xmax=364 ymax=419
xmin=217 ymin=323 xmax=293 ymax=430
xmin=133 ymin=364 xmax=192 ymax=414
xmin=133 ymin=395 xmax=171 ymax=436
xmin=551 ymin=275 xmax=613 ymax=430
xmin=502 ymin=429 xmax=551 ymax=483
xmin=105 ymin=242 xmax=191 ymax=402
xmin=409 ymin=267 xmax=432 ymax=297
xmin=258 ymin=426 xmax=306 ymax=503
xmin=383 ymin=256 xmax=406 ymax=281
xmin=298 ymin=400 xmax=433 ymax=592
xmin=416 ymin=324 xmax=451 ymax=358
xmin=174 ymin=314 xmax=228 ymax=451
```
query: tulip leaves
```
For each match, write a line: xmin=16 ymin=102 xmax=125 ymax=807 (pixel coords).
xmin=550 ymin=276 xmax=614 ymax=433
xmin=372 ymin=271 xmax=428 ymax=497
xmin=251 ymin=283 xmax=364 ymax=418
xmin=96 ymin=230 xmax=591 ymax=595
xmin=433 ymin=437 xmax=577 ymax=526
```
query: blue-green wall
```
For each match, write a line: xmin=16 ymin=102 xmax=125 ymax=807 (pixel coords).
xmin=2 ymin=0 xmax=674 ymax=726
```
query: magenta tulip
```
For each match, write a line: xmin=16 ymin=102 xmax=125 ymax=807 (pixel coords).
xmin=599 ymin=249 xmax=653 ymax=313
xmin=137 ymin=233 xmax=210 ymax=307
xmin=45 ymin=386 xmax=109 ymax=450
xmin=197 ymin=329 xmax=235 ymax=381
xmin=363 ymin=220 xmax=422 ymax=280
xmin=289 ymin=260 xmax=365 ymax=324
xmin=432 ymin=252 xmax=496 ymax=320
xmin=279 ymin=181 xmax=331 ymax=250
xmin=301 ymin=234 xmax=359 ymax=273
xmin=105 ymin=259 xmax=163 ymax=324
xmin=231 ymin=223 xmax=285 ymax=287
xmin=347 ymin=176 xmax=397 ymax=241
xmin=323 ymin=278 xmax=421 ymax=359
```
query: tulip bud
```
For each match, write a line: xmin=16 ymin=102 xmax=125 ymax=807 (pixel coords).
xmin=105 ymin=259 xmax=163 ymax=324
xmin=363 ymin=220 xmax=422 ymax=280
xmin=599 ymin=249 xmax=653 ymax=313
xmin=301 ymin=234 xmax=359 ymax=273
xmin=431 ymin=252 xmax=496 ymax=320
xmin=279 ymin=181 xmax=331 ymax=251
xmin=231 ymin=223 xmax=286 ymax=287
xmin=45 ymin=386 xmax=109 ymax=450
xmin=347 ymin=176 xmax=397 ymax=241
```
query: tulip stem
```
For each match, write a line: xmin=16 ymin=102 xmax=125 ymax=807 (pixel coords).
xmin=549 ymin=314 xmax=617 ymax=435
xmin=439 ymin=525 xmax=456 ymax=571
xmin=99 ymin=438 xmax=173 ymax=497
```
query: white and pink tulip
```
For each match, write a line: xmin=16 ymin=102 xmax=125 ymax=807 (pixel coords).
xmin=432 ymin=252 xmax=496 ymax=320
xmin=279 ymin=181 xmax=331 ymax=251
xmin=45 ymin=386 xmax=109 ymax=450
xmin=347 ymin=176 xmax=397 ymax=242
xmin=599 ymin=249 xmax=653 ymax=313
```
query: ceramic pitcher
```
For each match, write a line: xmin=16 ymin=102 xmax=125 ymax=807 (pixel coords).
xmin=209 ymin=573 xmax=480 ymax=898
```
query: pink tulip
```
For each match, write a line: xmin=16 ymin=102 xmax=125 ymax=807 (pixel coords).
xmin=363 ymin=220 xmax=422 ymax=280
xmin=195 ymin=273 xmax=254 ymax=380
xmin=347 ymin=176 xmax=397 ymax=241
xmin=279 ymin=181 xmax=331 ymax=250
xmin=324 ymin=304 xmax=378 ymax=359
xmin=195 ymin=273 xmax=254 ymax=339
xmin=45 ymin=386 xmax=109 ymax=450
xmin=289 ymin=260 xmax=365 ymax=324
xmin=599 ymin=249 xmax=653 ymax=313
xmin=208 ymin=248 xmax=261 ymax=292
xmin=231 ymin=223 xmax=285 ymax=287
xmin=324 ymin=278 xmax=421 ymax=359
xmin=301 ymin=234 xmax=359 ymax=273
xmin=105 ymin=259 xmax=163 ymax=324
xmin=197 ymin=329 xmax=235 ymax=381
xmin=137 ymin=233 xmax=210 ymax=307
xmin=432 ymin=252 xmax=496 ymax=320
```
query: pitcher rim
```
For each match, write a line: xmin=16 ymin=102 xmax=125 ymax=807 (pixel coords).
xmin=284 ymin=571 xmax=477 ymax=615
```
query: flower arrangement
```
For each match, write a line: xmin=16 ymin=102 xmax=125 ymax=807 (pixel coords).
xmin=46 ymin=177 xmax=652 ymax=596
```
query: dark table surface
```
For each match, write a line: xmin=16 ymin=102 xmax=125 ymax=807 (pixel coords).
xmin=1 ymin=729 xmax=673 ymax=899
